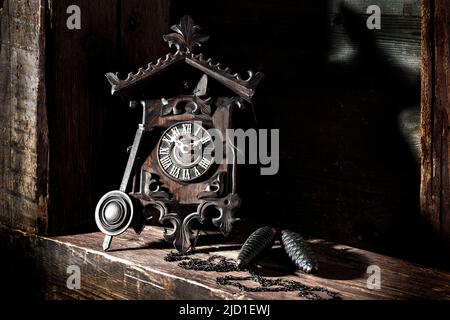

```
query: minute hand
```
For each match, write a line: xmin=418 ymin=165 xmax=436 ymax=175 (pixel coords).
xmin=192 ymin=137 xmax=210 ymax=147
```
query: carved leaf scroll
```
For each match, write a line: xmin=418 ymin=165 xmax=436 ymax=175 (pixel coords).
xmin=163 ymin=15 xmax=210 ymax=53
xmin=198 ymin=171 xmax=227 ymax=199
xmin=160 ymin=95 xmax=212 ymax=117
xmin=140 ymin=170 xmax=171 ymax=200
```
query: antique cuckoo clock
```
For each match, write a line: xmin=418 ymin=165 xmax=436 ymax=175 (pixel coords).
xmin=95 ymin=15 xmax=264 ymax=253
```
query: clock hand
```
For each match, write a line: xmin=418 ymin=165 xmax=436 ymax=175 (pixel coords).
xmin=191 ymin=139 xmax=203 ymax=147
xmin=193 ymin=137 xmax=210 ymax=147
xmin=174 ymin=138 xmax=184 ymax=148
xmin=174 ymin=138 xmax=195 ymax=154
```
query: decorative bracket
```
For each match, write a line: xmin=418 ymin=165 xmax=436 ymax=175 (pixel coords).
xmin=154 ymin=192 xmax=241 ymax=254
xmin=140 ymin=170 xmax=171 ymax=200
xmin=198 ymin=171 xmax=227 ymax=199
xmin=197 ymin=193 xmax=241 ymax=237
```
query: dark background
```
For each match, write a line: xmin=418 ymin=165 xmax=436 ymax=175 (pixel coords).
xmin=169 ymin=0 xmax=440 ymax=265
xmin=45 ymin=0 xmax=448 ymax=267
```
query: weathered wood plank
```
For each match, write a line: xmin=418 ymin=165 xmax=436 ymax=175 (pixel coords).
xmin=36 ymin=0 xmax=49 ymax=233
xmin=2 ymin=224 xmax=449 ymax=300
xmin=0 ymin=0 xmax=47 ymax=233
xmin=420 ymin=0 xmax=438 ymax=238
xmin=328 ymin=0 xmax=420 ymax=16
xmin=420 ymin=0 xmax=450 ymax=246
xmin=434 ymin=0 xmax=450 ymax=246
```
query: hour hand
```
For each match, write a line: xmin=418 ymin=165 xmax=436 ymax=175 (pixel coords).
xmin=174 ymin=138 xmax=185 ymax=148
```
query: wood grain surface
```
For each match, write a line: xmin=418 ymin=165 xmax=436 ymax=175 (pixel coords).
xmin=421 ymin=0 xmax=450 ymax=247
xmin=2 ymin=223 xmax=449 ymax=300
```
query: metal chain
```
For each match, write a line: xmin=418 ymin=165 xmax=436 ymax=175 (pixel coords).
xmin=164 ymin=252 xmax=339 ymax=300
xmin=217 ymin=275 xmax=339 ymax=300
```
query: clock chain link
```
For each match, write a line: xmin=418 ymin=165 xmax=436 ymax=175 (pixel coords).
xmin=164 ymin=250 xmax=339 ymax=300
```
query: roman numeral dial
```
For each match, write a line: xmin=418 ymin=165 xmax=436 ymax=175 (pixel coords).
xmin=157 ymin=121 xmax=215 ymax=182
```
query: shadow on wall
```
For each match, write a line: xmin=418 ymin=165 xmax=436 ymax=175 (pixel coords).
xmin=170 ymin=1 xmax=450 ymax=267
xmin=268 ymin=3 xmax=442 ymax=266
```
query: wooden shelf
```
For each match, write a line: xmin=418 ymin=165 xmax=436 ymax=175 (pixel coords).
xmin=3 ymin=224 xmax=449 ymax=300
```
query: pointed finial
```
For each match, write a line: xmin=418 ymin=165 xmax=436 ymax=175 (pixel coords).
xmin=163 ymin=15 xmax=209 ymax=53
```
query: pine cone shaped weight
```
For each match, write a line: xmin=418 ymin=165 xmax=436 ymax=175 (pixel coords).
xmin=281 ymin=230 xmax=319 ymax=273
xmin=236 ymin=226 xmax=277 ymax=268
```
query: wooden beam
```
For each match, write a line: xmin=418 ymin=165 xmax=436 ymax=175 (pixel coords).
xmin=2 ymin=224 xmax=450 ymax=300
xmin=0 ymin=0 xmax=48 ymax=234
xmin=421 ymin=0 xmax=450 ymax=246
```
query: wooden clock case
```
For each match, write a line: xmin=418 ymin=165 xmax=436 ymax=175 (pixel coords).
xmin=95 ymin=15 xmax=263 ymax=253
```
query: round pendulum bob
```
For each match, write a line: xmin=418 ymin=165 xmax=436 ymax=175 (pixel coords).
xmin=95 ymin=190 xmax=134 ymax=237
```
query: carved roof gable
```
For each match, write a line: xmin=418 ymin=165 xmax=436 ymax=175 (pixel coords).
xmin=105 ymin=15 xmax=264 ymax=102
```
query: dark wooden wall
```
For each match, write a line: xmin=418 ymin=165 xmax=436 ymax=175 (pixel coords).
xmin=170 ymin=0 xmax=448 ymax=265
xmin=421 ymin=0 xmax=450 ymax=249
xmin=46 ymin=0 xmax=170 ymax=234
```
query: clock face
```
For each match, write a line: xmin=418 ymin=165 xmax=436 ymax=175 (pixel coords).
xmin=157 ymin=122 xmax=215 ymax=182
